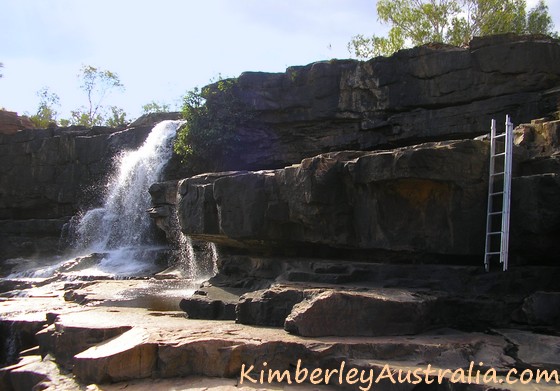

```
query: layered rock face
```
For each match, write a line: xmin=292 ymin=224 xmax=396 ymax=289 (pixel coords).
xmin=208 ymin=34 xmax=560 ymax=171
xmin=176 ymin=140 xmax=489 ymax=259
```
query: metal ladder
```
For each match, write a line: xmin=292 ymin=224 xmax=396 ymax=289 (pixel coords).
xmin=484 ymin=115 xmax=514 ymax=272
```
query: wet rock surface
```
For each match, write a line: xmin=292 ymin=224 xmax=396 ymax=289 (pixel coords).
xmin=0 ymin=273 xmax=558 ymax=390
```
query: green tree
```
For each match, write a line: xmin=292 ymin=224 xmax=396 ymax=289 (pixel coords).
xmin=174 ymin=79 xmax=252 ymax=174
xmin=349 ymin=0 xmax=558 ymax=58
xmin=105 ymin=106 xmax=128 ymax=127
xmin=69 ymin=65 xmax=125 ymax=127
xmin=29 ymin=87 xmax=60 ymax=128
xmin=526 ymin=0 xmax=555 ymax=34
xmin=142 ymin=101 xmax=171 ymax=114
xmin=68 ymin=109 xmax=105 ymax=127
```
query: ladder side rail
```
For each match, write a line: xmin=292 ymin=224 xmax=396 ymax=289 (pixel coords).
xmin=501 ymin=115 xmax=514 ymax=271
xmin=484 ymin=119 xmax=498 ymax=272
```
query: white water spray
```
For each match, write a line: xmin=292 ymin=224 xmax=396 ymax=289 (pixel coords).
xmin=69 ymin=120 xmax=183 ymax=276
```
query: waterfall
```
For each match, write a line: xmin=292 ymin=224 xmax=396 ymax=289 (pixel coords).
xmin=8 ymin=119 xmax=218 ymax=280
xmin=68 ymin=120 xmax=183 ymax=276
xmin=172 ymin=196 xmax=219 ymax=281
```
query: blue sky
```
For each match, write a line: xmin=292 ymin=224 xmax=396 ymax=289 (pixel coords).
xmin=1 ymin=0 xmax=558 ymax=121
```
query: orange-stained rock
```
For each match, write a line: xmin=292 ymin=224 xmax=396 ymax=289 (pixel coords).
xmin=0 ymin=110 xmax=34 ymax=134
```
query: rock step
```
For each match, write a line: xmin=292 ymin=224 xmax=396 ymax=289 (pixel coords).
xmin=179 ymin=281 xmax=560 ymax=336
xmin=36 ymin=322 xmax=132 ymax=370
xmin=213 ymin=257 xmax=560 ymax=296
xmin=28 ymin=307 xmax=560 ymax=389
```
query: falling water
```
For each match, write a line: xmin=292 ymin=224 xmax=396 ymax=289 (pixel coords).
xmin=172 ymin=198 xmax=219 ymax=280
xmin=177 ymin=232 xmax=197 ymax=280
xmin=209 ymin=242 xmax=219 ymax=275
xmin=68 ymin=120 xmax=183 ymax=276
xmin=8 ymin=119 xmax=218 ymax=280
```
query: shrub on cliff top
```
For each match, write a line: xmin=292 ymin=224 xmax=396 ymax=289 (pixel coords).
xmin=174 ymin=78 xmax=252 ymax=174
xmin=28 ymin=87 xmax=60 ymax=128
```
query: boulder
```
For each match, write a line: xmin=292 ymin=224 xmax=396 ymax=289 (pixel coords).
xmin=284 ymin=289 xmax=436 ymax=337
xmin=514 ymin=119 xmax=560 ymax=159
xmin=236 ymin=285 xmax=305 ymax=327
xmin=147 ymin=180 xmax=180 ymax=243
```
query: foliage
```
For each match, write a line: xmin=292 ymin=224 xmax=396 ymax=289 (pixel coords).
xmin=349 ymin=0 xmax=558 ymax=58
xmin=142 ymin=100 xmax=171 ymax=114
xmin=68 ymin=109 xmax=105 ymax=127
xmin=69 ymin=65 xmax=125 ymax=127
xmin=174 ymin=78 xmax=252 ymax=174
xmin=105 ymin=106 xmax=128 ymax=127
xmin=526 ymin=0 xmax=555 ymax=34
xmin=29 ymin=87 xmax=60 ymax=128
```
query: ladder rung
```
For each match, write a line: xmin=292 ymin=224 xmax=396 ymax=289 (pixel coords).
xmin=486 ymin=116 xmax=513 ymax=272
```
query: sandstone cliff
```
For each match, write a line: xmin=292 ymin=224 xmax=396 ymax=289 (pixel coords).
xmin=149 ymin=34 xmax=560 ymax=265
xmin=200 ymin=34 xmax=560 ymax=172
